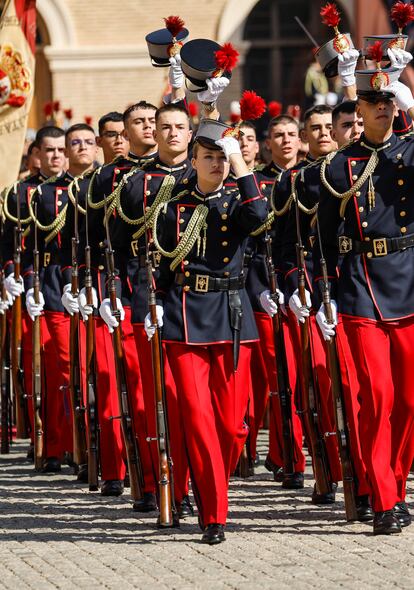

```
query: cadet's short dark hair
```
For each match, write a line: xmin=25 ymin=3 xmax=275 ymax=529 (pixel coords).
xmin=268 ymin=115 xmax=299 ymax=135
xmin=65 ymin=123 xmax=95 ymax=144
xmin=123 ymin=101 xmax=157 ymax=124
xmin=240 ymin=121 xmax=257 ymax=135
xmin=155 ymin=103 xmax=189 ymax=124
xmin=27 ymin=140 xmax=37 ymax=155
xmin=35 ymin=126 xmax=65 ymax=148
xmin=332 ymin=100 xmax=357 ymax=126
xmin=98 ymin=111 xmax=123 ymax=135
xmin=303 ymin=104 xmax=333 ymax=126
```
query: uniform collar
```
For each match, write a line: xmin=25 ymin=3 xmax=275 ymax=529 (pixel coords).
xmin=152 ymin=156 xmax=191 ymax=173
xmin=192 ymin=183 xmax=223 ymax=201
xmin=128 ymin=150 xmax=157 ymax=163
xmin=270 ymin=161 xmax=285 ymax=175
xmin=359 ymin=132 xmax=397 ymax=151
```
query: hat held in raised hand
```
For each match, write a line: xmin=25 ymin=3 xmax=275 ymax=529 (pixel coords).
xmin=180 ymin=40 xmax=239 ymax=92
xmin=315 ymin=2 xmax=355 ymax=78
xmin=146 ymin=16 xmax=189 ymax=67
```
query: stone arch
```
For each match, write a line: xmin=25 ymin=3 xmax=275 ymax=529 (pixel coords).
xmin=36 ymin=0 xmax=76 ymax=47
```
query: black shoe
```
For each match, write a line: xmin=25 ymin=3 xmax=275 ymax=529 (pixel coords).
xmin=373 ymin=510 xmax=402 ymax=535
xmin=76 ymin=464 xmax=88 ymax=483
xmin=178 ymin=495 xmax=194 ymax=518
xmin=311 ymin=482 xmax=337 ymax=505
xmin=63 ymin=452 xmax=76 ymax=468
xmin=264 ymin=456 xmax=284 ymax=483
xmin=254 ymin=452 xmax=260 ymax=467
xmin=133 ymin=492 xmax=157 ymax=512
xmin=124 ymin=473 xmax=130 ymax=488
xmin=282 ymin=472 xmax=304 ymax=489
xmin=42 ymin=457 xmax=61 ymax=473
xmin=356 ymin=494 xmax=374 ymax=522
xmin=26 ymin=444 xmax=34 ymax=462
xmin=394 ymin=501 xmax=412 ymax=527
xmin=201 ymin=524 xmax=225 ymax=545
xmin=100 ymin=480 xmax=124 ymax=497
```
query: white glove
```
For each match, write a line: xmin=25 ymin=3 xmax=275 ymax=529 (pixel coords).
xmin=78 ymin=286 xmax=98 ymax=321
xmin=387 ymin=48 xmax=413 ymax=72
xmin=197 ymin=76 xmax=230 ymax=104
xmin=26 ymin=288 xmax=45 ymax=321
xmin=0 ymin=290 xmax=13 ymax=314
xmin=259 ymin=289 xmax=284 ymax=318
xmin=383 ymin=80 xmax=414 ymax=112
xmin=61 ymin=283 xmax=79 ymax=316
xmin=289 ymin=288 xmax=311 ymax=324
xmin=316 ymin=300 xmax=338 ymax=341
xmin=168 ymin=54 xmax=184 ymax=89
xmin=4 ymin=274 xmax=24 ymax=299
xmin=337 ymin=49 xmax=359 ymax=87
xmin=215 ymin=136 xmax=241 ymax=161
xmin=144 ymin=305 xmax=164 ymax=340
xmin=99 ymin=297 xmax=125 ymax=333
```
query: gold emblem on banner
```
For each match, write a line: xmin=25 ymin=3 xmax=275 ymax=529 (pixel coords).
xmin=0 ymin=43 xmax=31 ymax=110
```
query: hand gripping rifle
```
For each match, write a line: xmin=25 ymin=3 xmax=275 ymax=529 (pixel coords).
xmin=144 ymin=209 xmax=177 ymax=527
xmin=32 ymin=204 xmax=44 ymax=470
xmin=103 ymin=199 xmax=144 ymax=503
xmin=84 ymin=202 xmax=99 ymax=491
xmin=264 ymin=231 xmax=295 ymax=477
xmin=294 ymin=196 xmax=332 ymax=496
xmin=69 ymin=182 xmax=87 ymax=469
xmin=316 ymin=213 xmax=357 ymax=521
xmin=12 ymin=189 xmax=29 ymax=437
xmin=0 ymin=262 xmax=12 ymax=454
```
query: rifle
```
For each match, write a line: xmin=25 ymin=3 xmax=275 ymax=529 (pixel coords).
xmin=264 ymin=231 xmax=295 ymax=477
xmin=294 ymin=197 xmax=332 ymax=496
xmin=84 ymin=201 xmax=99 ymax=491
xmin=69 ymin=182 xmax=87 ymax=469
xmin=316 ymin=213 xmax=358 ymax=521
xmin=103 ymin=200 xmax=144 ymax=503
xmin=11 ymin=189 xmax=29 ymax=437
xmin=32 ymin=204 xmax=44 ymax=470
xmin=144 ymin=212 xmax=177 ymax=527
xmin=0 ymin=267 xmax=12 ymax=454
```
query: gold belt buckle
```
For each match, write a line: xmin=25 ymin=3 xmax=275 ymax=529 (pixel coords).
xmin=152 ymin=251 xmax=161 ymax=268
xmin=43 ymin=252 xmax=51 ymax=266
xmin=195 ymin=274 xmax=209 ymax=293
xmin=373 ymin=238 xmax=387 ymax=256
xmin=338 ymin=235 xmax=352 ymax=254
xmin=130 ymin=240 xmax=139 ymax=257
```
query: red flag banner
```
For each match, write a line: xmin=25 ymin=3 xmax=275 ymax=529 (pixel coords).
xmin=0 ymin=0 xmax=36 ymax=190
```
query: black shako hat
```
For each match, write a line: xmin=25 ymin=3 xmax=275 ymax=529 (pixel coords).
xmin=180 ymin=39 xmax=234 ymax=93
xmin=146 ymin=27 xmax=189 ymax=67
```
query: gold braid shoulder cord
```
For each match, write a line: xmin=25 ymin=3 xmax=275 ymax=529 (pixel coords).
xmin=27 ymin=176 xmax=68 ymax=244
xmin=67 ymin=173 xmax=90 ymax=216
xmin=3 ymin=181 xmax=32 ymax=225
xmin=250 ymin=169 xmax=283 ymax=237
xmin=152 ymin=195 xmax=209 ymax=272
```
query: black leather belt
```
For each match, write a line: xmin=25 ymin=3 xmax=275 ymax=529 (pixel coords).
xmin=175 ymin=273 xmax=245 ymax=293
xmin=338 ymin=233 xmax=414 ymax=257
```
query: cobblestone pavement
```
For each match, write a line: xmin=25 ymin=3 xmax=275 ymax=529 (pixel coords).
xmin=1 ymin=435 xmax=413 ymax=590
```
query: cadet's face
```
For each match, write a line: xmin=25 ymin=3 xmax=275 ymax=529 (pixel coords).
xmin=304 ymin=113 xmax=336 ymax=157
xmin=36 ymin=136 xmax=66 ymax=176
xmin=124 ymin=108 xmax=156 ymax=148
xmin=266 ymin=123 xmax=300 ymax=164
xmin=332 ymin=112 xmax=364 ymax=147
xmin=192 ymin=145 xmax=230 ymax=187
xmin=356 ymin=99 xmax=398 ymax=134
xmin=239 ymin=126 xmax=259 ymax=166
xmin=98 ymin=120 xmax=128 ymax=160
xmin=65 ymin=130 xmax=98 ymax=168
xmin=154 ymin=111 xmax=192 ymax=156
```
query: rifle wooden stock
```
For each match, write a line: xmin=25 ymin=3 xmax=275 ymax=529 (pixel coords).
xmin=106 ymin=247 xmax=144 ymax=502
xmin=297 ymin=245 xmax=332 ymax=496
xmin=32 ymin=233 xmax=43 ymax=471
xmin=1 ymin=277 xmax=11 ymax=454
xmin=320 ymin=257 xmax=358 ymax=521
xmin=84 ymin=245 xmax=99 ymax=491
xmin=264 ymin=233 xmax=295 ymax=476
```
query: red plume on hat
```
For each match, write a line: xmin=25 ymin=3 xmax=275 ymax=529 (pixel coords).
xmin=320 ymin=3 xmax=341 ymax=32
xmin=367 ymin=41 xmax=384 ymax=68
xmin=84 ymin=116 xmax=93 ymax=125
xmin=188 ymin=102 xmax=199 ymax=118
xmin=164 ymin=16 xmax=185 ymax=38
xmin=240 ymin=90 xmax=266 ymax=121
xmin=63 ymin=108 xmax=73 ymax=120
xmin=268 ymin=101 xmax=282 ymax=118
xmin=53 ymin=100 xmax=60 ymax=112
xmin=214 ymin=43 xmax=239 ymax=73
xmin=391 ymin=1 xmax=414 ymax=33
xmin=43 ymin=101 xmax=53 ymax=118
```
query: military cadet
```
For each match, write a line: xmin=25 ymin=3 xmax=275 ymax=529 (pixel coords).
xmin=96 ymin=111 xmax=130 ymax=161
xmin=314 ymin=54 xmax=414 ymax=534
xmin=22 ymin=123 xmax=97 ymax=472
xmin=146 ymin=118 xmax=268 ymax=544
xmin=2 ymin=126 xmax=67 ymax=458
xmin=331 ymin=101 xmax=364 ymax=147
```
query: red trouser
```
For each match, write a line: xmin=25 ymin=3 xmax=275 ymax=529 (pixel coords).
xmin=341 ymin=315 xmax=414 ymax=511
xmin=254 ymin=312 xmax=305 ymax=472
xmin=166 ymin=342 xmax=252 ymax=526
xmin=133 ymin=325 xmax=189 ymax=502
xmin=41 ymin=311 xmax=73 ymax=458
xmin=122 ymin=308 xmax=155 ymax=493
